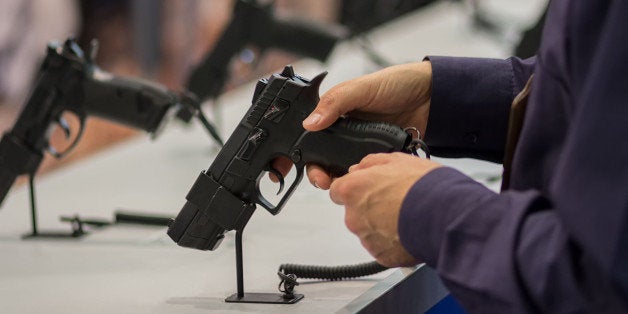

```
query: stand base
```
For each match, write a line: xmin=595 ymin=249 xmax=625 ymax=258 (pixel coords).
xmin=225 ymin=293 xmax=304 ymax=304
xmin=22 ymin=231 xmax=87 ymax=239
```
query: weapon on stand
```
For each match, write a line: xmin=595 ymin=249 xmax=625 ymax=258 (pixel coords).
xmin=0 ymin=38 xmax=223 ymax=238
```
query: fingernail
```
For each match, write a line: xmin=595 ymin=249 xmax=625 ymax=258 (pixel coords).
xmin=313 ymin=181 xmax=321 ymax=189
xmin=303 ymin=113 xmax=322 ymax=126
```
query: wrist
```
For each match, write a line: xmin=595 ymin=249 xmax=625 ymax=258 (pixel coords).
xmin=409 ymin=61 xmax=432 ymax=137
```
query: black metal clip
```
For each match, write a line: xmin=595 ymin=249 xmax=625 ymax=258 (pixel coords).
xmin=404 ymin=127 xmax=430 ymax=159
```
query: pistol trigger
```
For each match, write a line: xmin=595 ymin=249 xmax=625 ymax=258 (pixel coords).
xmin=267 ymin=166 xmax=285 ymax=195
xmin=57 ymin=116 xmax=71 ymax=139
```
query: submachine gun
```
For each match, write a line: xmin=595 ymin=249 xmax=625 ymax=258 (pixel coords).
xmin=168 ymin=66 xmax=427 ymax=303
xmin=0 ymin=38 xmax=222 ymax=236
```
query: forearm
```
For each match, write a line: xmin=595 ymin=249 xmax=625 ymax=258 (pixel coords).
xmin=424 ymin=56 xmax=535 ymax=162
xmin=398 ymin=168 xmax=623 ymax=313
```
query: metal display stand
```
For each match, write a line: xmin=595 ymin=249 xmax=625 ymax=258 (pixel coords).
xmin=225 ymin=228 xmax=304 ymax=304
xmin=22 ymin=173 xmax=89 ymax=239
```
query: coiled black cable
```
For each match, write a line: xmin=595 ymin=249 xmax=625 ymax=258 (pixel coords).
xmin=278 ymin=261 xmax=389 ymax=281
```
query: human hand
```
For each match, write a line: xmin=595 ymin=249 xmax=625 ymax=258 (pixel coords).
xmin=305 ymin=61 xmax=433 ymax=189
xmin=271 ymin=62 xmax=432 ymax=187
xmin=303 ymin=61 xmax=432 ymax=133
xmin=329 ymin=152 xmax=441 ymax=267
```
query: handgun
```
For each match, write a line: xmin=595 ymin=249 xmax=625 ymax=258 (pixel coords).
xmin=185 ymin=0 xmax=347 ymax=103
xmin=168 ymin=66 xmax=418 ymax=251
xmin=0 ymin=38 xmax=221 ymax=208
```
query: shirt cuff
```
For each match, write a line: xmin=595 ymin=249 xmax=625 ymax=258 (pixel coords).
xmin=423 ymin=56 xmax=517 ymax=162
xmin=398 ymin=167 xmax=497 ymax=266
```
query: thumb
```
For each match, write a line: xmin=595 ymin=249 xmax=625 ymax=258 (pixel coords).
xmin=303 ymin=80 xmax=370 ymax=131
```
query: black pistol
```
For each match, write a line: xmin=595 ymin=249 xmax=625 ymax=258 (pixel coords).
xmin=0 ymin=38 xmax=219 ymax=207
xmin=168 ymin=66 xmax=418 ymax=251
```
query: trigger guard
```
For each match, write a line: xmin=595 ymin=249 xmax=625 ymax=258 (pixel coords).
xmin=255 ymin=165 xmax=305 ymax=215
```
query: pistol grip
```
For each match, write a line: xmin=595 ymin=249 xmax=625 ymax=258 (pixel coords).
xmin=294 ymin=118 xmax=412 ymax=177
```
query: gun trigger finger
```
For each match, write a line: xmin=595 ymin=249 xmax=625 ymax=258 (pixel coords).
xmin=268 ymin=166 xmax=285 ymax=195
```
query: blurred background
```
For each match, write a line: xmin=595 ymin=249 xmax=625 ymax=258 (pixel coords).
xmin=0 ymin=0 xmax=547 ymax=176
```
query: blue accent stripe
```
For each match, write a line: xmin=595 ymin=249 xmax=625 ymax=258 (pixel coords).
xmin=425 ymin=295 xmax=466 ymax=314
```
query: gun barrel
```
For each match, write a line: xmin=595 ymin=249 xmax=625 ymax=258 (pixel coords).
xmin=0 ymin=167 xmax=18 ymax=208
xmin=167 ymin=171 xmax=256 ymax=250
xmin=0 ymin=134 xmax=43 ymax=207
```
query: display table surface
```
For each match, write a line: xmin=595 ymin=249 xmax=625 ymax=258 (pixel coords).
xmin=0 ymin=1 xmax=545 ymax=312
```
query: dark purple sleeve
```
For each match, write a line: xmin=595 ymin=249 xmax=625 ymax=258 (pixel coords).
xmin=399 ymin=169 xmax=592 ymax=312
xmin=398 ymin=4 xmax=628 ymax=311
xmin=424 ymin=56 xmax=535 ymax=163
